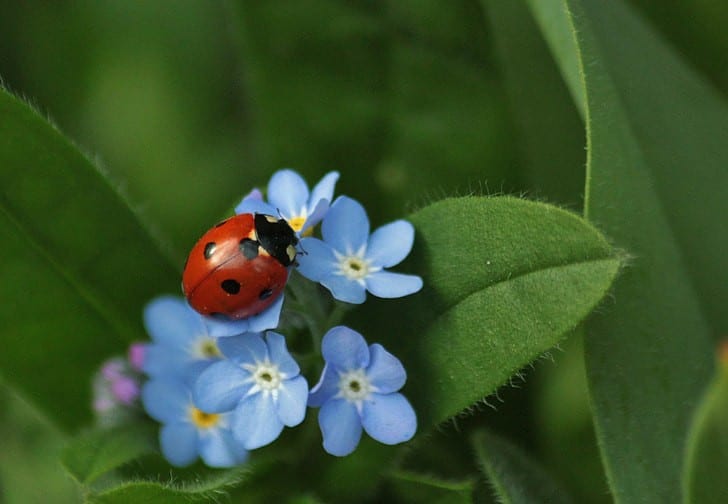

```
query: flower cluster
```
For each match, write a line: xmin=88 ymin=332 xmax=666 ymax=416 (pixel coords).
xmin=92 ymin=344 xmax=144 ymax=426
xmin=96 ymin=168 xmax=422 ymax=467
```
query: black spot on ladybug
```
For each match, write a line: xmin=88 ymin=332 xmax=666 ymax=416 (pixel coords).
xmin=259 ymin=288 xmax=273 ymax=300
xmin=221 ymin=279 xmax=241 ymax=295
xmin=203 ymin=242 xmax=217 ymax=259
xmin=239 ymin=238 xmax=259 ymax=259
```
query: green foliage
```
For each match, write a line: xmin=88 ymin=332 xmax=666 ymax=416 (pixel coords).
xmin=88 ymin=469 xmax=247 ymax=504
xmin=61 ymin=424 xmax=156 ymax=486
xmin=361 ymin=196 xmax=621 ymax=427
xmin=684 ymin=349 xmax=728 ymax=504
xmin=472 ymin=430 xmax=573 ymax=504
xmin=229 ymin=0 xmax=518 ymax=222
xmin=0 ymin=88 xmax=179 ymax=431
xmin=526 ymin=0 xmax=727 ymax=501
xmin=387 ymin=470 xmax=476 ymax=504
xmin=0 ymin=0 xmax=725 ymax=502
xmin=485 ymin=0 xmax=585 ymax=208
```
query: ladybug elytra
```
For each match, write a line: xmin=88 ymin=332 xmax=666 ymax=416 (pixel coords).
xmin=182 ymin=213 xmax=298 ymax=320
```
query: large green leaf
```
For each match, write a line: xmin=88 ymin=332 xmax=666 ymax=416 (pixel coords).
xmin=0 ymin=88 xmax=179 ymax=430
xmin=526 ymin=0 xmax=725 ymax=500
xmin=353 ymin=196 xmax=620 ymax=427
xmin=472 ymin=430 xmax=574 ymax=504
xmin=683 ymin=348 xmax=728 ymax=504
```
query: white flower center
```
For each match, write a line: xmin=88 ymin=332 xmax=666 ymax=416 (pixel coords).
xmin=244 ymin=359 xmax=284 ymax=392
xmin=338 ymin=369 xmax=373 ymax=402
xmin=334 ymin=248 xmax=375 ymax=281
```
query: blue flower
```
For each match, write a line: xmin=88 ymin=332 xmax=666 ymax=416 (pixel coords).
xmin=143 ymin=296 xmax=284 ymax=384
xmin=142 ymin=378 xmax=248 ymax=467
xmin=235 ymin=168 xmax=340 ymax=234
xmin=193 ymin=331 xmax=308 ymax=450
xmin=143 ymin=296 xmax=225 ymax=383
xmin=308 ymin=326 xmax=417 ymax=456
xmin=296 ymin=196 xmax=423 ymax=304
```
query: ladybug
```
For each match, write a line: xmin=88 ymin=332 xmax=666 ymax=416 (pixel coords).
xmin=182 ymin=213 xmax=298 ymax=320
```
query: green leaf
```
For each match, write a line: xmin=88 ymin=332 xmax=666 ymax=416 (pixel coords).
xmin=388 ymin=470 xmax=475 ymax=504
xmin=526 ymin=0 xmax=726 ymax=500
xmin=88 ymin=469 xmax=247 ymax=504
xmin=0 ymin=88 xmax=179 ymax=430
xmin=472 ymin=430 xmax=574 ymax=504
xmin=684 ymin=347 xmax=728 ymax=504
xmin=354 ymin=196 xmax=621 ymax=427
xmin=61 ymin=424 xmax=156 ymax=486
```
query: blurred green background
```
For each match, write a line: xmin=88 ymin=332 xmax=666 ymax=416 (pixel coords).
xmin=0 ymin=1 xmax=725 ymax=502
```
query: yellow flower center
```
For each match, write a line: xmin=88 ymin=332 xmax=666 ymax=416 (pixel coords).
xmin=189 ymin=407 xmax=220 ymax=429
xmin=288 ymin=216 xmax=307 ymax=233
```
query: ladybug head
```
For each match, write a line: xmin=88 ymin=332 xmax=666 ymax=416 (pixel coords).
xmin=254 ymin=214 xmax=298 ymax=267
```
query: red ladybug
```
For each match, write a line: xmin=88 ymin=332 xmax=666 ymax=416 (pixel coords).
xmin=182 ymin=213 xmax=298 ymax=320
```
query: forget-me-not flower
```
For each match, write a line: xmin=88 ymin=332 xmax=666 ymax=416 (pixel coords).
xmin=142 ymin=296 xmax=227 ymax=384
xmin=142 ymin=378 xmax=248 ymax=467
xmin=296 ymin=196 xmax=423 ymax=304
xmin=143 ymin=295 xmax=285 ymax=385
xmin=235 ymin=168 xmax=339 ymax=234
xmin=194 ymin=331 xmax=308 ymax=450
xmin=308 ymin=326 xmax=417 ymax=456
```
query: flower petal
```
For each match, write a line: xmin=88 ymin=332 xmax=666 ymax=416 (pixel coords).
xmin=160 ymin=423 xmax=199 ymax=467
xmin=318 ymin=398 xmax=363 ymax=457
xmin=296 ymin=238 xmax=337 ymax=282
xmin=301 ymin=198 xmax=329 ymax=233
xmin=141 ymin=379 xmax=190 ymax=423
xmin=142 ymin=344 xmax=189 ymax=379
xmin=321 ymin=326 xmax=370 ymax=371
xmin=366 ymin=220 xmax=415 ymax=268
xmin=366 ymin=344 xmax=406 ymax=394
xmin=365 ymin=271 xmax=423 ymax=299
xmin=309 ymin=171 xmax=340 ymax=209
xmin=217 ymin=333 xmax=268 ymax=365
xmin=276 ymin=375 xmax=309 ymax=427
xmin=203 ymin=315 xmax=251 ymax=338
xmin=194 ymin=361 xmax=251 ymax=413
xmin=198 ymin=429 xmax=249 ymax=468
xmin=322 ymin=196 xmax=370 ymax=254
xmin=144 ymin=296 xmax=205 ymax=346
xmin=308 ymin=363 xmax=339 ymax=407
xmin=321 ymin=273 xmax=367 ymax=304
xmin=267 ymin=169 xmax=309 ymax=219
xmin=232 ymin=393 xmax=285 ymax=450
xmin=361 ymin=393 xmax=417 ymax=445
xmin=235 ymin=189 xmax=277 ymax=216
xmin=303 ymin=171 xmax=340 ymax=230
xmin=247 ymin=294 xmax=285 ymax=333
xmin=265 ymin=332 xmax=300 ymax=377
